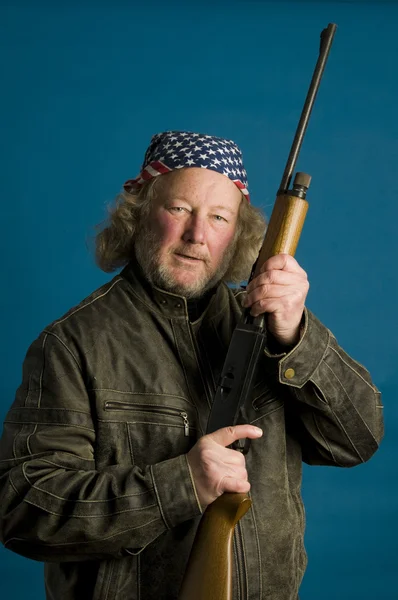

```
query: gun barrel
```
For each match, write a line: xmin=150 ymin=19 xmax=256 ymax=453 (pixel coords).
xmin=279 ymin=23 xmax=337 ymax=193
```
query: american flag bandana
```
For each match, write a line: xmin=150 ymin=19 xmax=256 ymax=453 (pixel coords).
xmin=123 ymin=130 xmax=250 ymax=202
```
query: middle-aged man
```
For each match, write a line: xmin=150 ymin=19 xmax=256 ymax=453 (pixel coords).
xmin=0 ymin=131 xmax=384 ymax=600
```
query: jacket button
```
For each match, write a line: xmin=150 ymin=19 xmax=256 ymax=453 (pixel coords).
xmin=175 ymin=303 xmax=182 ymax=308
xmin=161 ymin=300 xmax=167 ymax=305
xmin=284 ymin=368 xmax=295 ymax=379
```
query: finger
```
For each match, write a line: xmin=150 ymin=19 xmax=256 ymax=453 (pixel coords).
xmin=222 ymin=448 xmax=247 ymax=466
xmin=231 ymin=466 xmax=248 ymax=481
xmin=249 ymin=296 xmax=304 ymax=318
xmin=221 ymin=460 xmax=248 ymax=480
xmin=210 ymin=424 xmax=263 ymax=448
xmin=218 ymin=476 xmax=251 ymax=495
xmin=245 ymin=285 xmax=306 ymax=309
xmin=223 ymin=468 xmax=249 ymax=484
xmin=246 ymin=270 xmax=307 ymax=295
xmin=258 ymin=254 xmax=306 ymax=276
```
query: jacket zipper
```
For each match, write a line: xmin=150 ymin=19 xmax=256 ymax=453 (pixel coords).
xmin=104 ymin=401 xmax=190 ymax=436
xmin=188 ymin=323 xmax=215 ymax=409
xmin=235 ymin=521 xmax=247 ymax=599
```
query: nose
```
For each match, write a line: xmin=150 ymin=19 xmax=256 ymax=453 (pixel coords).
xmin=182 ymin=214 xmax=206 ymax=244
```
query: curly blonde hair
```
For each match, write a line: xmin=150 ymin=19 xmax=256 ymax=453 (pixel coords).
xmin=95 ymin=177 xmax=266 ymax=284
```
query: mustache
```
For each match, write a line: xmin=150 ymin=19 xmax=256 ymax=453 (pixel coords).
xmin=172 ymin=247 xmax=210 ymax=263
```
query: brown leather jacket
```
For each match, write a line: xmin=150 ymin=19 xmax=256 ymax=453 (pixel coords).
xmin=0 ymin=262 xmax=384 ymax=599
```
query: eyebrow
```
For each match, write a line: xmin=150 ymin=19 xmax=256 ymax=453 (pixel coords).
xmin=165 ymin=197 xmax=238 ymax=215
xmin=212 ymin=205 xmax=237 ymax=215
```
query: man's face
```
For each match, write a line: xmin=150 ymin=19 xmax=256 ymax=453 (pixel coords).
xmin=135 ymin=168 xmax=242 ymax=299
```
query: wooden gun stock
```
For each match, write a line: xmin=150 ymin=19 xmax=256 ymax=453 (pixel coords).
xmin=252 ymin=189 xmax=309 ymax=277
xmin=179 ymin=494 xmax=252 ymax=600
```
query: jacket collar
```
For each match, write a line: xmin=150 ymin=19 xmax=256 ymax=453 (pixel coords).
xmin=120 ymin=259 xmax=230 ymax=322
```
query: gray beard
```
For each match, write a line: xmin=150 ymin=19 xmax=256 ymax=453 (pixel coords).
xmin=134 ymin=224 xmax=236 ymax=300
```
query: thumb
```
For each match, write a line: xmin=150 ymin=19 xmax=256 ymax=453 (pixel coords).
xmin=210 ymin=424 xmax=263 ymax=448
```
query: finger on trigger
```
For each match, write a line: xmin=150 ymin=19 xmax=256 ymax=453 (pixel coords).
xmin=212 ymin=424 xmax=263 ymax=447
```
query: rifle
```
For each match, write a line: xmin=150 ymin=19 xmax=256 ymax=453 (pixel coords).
xmin=178 ymin=23 xmax=337 ymax=600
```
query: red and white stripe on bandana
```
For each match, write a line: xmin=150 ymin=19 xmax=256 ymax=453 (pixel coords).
xmin=123 ymin=130 xmax=250 ymax=202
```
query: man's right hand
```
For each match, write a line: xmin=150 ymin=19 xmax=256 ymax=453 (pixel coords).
xmin=186 ymin=425 xmax=263 ymax=510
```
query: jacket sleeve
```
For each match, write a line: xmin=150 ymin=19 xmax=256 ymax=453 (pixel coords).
xmin=262 ymin=308 xmax=384 ymax=466
xmin=0 ymin=331 xmax=202 ymax=563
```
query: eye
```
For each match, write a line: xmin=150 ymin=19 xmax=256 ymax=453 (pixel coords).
xmin=169 ymin=206 xmax=187 ymax=214
xmin=213 ymin=214 xmax=228 ymax=223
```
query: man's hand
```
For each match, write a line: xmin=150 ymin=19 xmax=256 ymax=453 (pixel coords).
xmin=187 ymin=425 xmax=263 ymax=510
xmin=243 ymin=254 xmax=309 ymax=347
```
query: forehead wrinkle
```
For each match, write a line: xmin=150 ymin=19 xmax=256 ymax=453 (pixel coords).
xmin=155 ymin=170 xmax=242 ymax=213
xmin=165 ymin=179 xmax=219 ymax=198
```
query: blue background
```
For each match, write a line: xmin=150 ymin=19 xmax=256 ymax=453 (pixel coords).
xmin=1 ymin=0 xmax=397 ymax=598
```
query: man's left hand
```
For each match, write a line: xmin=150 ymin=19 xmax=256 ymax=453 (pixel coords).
xmin=243 ymin=254 xmax=309 ymax=347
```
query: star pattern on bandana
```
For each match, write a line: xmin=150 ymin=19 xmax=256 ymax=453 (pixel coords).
xmin=124 ymin=130 xmax=250 ymax=201
xmin=147 ymin=132 xmax=247 ymax=182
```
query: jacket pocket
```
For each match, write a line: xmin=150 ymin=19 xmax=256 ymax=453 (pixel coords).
xmin=252 ymin=387 xmax=283 ymax=414
xmin=104 ymin=402 xmax=191 ymax=436
xmin=103 ymin=398 xmax=197 ymax=467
